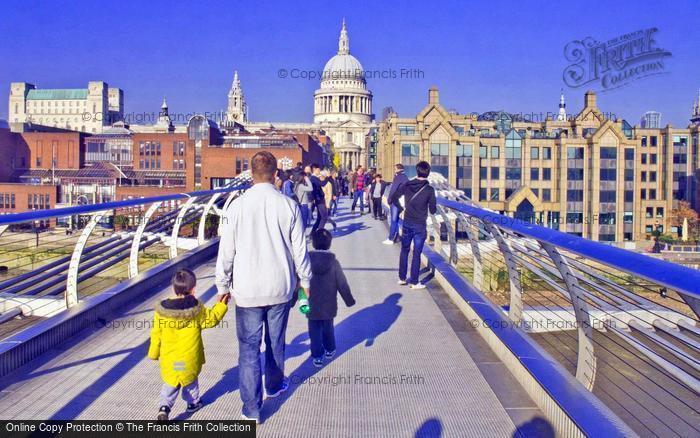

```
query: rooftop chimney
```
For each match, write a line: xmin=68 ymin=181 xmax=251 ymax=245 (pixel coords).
xmin=429 ymin=86 xmax=439 ymax=105
xmin=584 ymin=90 xmax=597 ymax=108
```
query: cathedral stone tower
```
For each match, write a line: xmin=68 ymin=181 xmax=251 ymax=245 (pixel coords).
xmin=227 ymin=71 xmax=247 ymax=123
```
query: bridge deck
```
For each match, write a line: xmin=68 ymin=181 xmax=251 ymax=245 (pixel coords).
xmin=0 ymin=202 xmax=533 ymax=436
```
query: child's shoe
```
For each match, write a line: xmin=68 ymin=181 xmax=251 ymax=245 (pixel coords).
xmin=186 ymin=401 xmax=203 ymax=413
xmin=312 ymin=357 xmax=324 ymax=367
xmin=157 ymin=406 xmax=170 ymax=421
xmin=266 ymin=378 xmax=289 ymax=398
xmin=325 ymin=350 xmax=336 ymax=359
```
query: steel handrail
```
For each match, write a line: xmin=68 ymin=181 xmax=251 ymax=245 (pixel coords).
xmin=0 ymin=184 xmax=251 ymax=226
xmin=437 ymin=197 xmax=700 ymax=299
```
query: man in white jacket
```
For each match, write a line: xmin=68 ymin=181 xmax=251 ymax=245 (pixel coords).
xmin=215 ymin=151 xmax=312 ymax=422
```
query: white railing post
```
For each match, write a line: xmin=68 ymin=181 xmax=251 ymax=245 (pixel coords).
xmin=541 ymin=242 xmax=597 ymax=390
xmin=66 ymin=210 xmax=106 ymax=308
xmin=484 ymin=222 xmax=523 ymax=325
xmin=169 ymin=196 xmax=198 ymax=259
xmin=128 ymin=201 xmax=162 ymax=279
xmin=197 ymin=194 xmax=222 ymax=245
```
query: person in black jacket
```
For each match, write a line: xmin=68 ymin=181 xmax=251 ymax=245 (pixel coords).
xmin=307 ymin=229 xmax=356 ymax=367
xmin=383 ymin=164 xmax=409 ymax=244
xmin=329 ymin=170 xmax=340 ymax=216
xmin=388 ymin=161 xmax=437 ymax=289
xmin=310 ymin=164 xmax=328 ymax=232
xmin=369 ymin=174 xmax=389 ymax=220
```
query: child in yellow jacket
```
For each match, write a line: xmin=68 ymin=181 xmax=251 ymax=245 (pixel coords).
xmin=148 ymin=268 xmax=229 ymax=421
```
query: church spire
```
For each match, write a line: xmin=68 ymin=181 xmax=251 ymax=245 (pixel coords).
xmin=156 ymin=96 xmax=173 ymax=132
xmin=227 ymin=70 xmax=247 ymax=123
xmin=229 ymin=71 xmax=241 ymax=96
xmin=338 ymin=18 xmax=350 ymax=55
xmin=557 ymin=89 xmax=567 ymax=121
xmin=691 ymin=88 xmax=700 ymax=125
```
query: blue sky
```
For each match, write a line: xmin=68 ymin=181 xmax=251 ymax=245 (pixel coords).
xmin=1 ymin=0 xmax=699 ymax=126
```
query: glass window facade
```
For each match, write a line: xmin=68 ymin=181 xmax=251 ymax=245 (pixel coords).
xmin=401 ymin=143 xmax=420 ymax=178
xmin=398 ymin=125 xmax=416 ymax=136
xmin=456 ymin=143 xmax=472 ymax=191
xmin=430 ymin=143 xmax=449 ymax=178
xmin=505 ymin=130 xmax=522 ymax=159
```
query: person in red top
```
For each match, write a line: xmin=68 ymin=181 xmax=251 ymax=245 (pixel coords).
xmin=350 ymin=166 xmax=366 ymax=214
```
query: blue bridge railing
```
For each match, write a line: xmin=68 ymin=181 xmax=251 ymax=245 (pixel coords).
xmin=424 ymin=173 xmax=699 ymax=437
xmin=0 ymin=175 xmax=251 ymax=331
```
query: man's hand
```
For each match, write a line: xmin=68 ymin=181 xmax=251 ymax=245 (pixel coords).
xmin=301 ymin=286 xmax=310 ymax=298
xmin=219 ymin=293 xmax=231 ymax=305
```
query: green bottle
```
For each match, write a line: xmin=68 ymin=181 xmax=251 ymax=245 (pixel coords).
xmin=298 ymin=288 xmax=310 ymax=314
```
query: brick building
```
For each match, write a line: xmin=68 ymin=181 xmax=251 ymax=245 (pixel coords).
xmin=0 ymin=104 xmax=328 ymax=222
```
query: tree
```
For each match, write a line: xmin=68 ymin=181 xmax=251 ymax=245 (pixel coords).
xmin=332 ymin=152 xmax=341 ymax=170
xmin=668 ymin=201 xmax=698 ymax=240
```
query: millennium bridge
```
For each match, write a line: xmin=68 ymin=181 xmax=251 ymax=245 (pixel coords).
xmin=0 ymin=173 xmax=697 ymax=437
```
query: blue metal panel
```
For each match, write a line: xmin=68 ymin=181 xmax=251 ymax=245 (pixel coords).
xmin=0 ymin=184 xmax=250 ymax=226
xmin=437 ymin=198 xmax=700 ymax=298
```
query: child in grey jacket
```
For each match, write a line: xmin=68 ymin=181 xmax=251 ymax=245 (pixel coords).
xmin=307 ymin=229 xmax=356 ymax=367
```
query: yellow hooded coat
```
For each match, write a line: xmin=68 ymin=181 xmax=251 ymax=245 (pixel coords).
xmin=148 ymin=297 xmax=227 ymax=387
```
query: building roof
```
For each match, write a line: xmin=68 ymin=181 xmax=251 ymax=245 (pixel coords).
xmin=477 ymin=111 xmax=531 ymax=123
xmin=14 ymin=168 xmax=113 ymax=180
xmin=322 ymin=20 xmax=364 ymax=81
xmin=96 ymin=125 xmax=132 ymax=137
xmin=13 ymin=166 xmax=185 ymax=181
xmin=26 ymin=89 xmax=88 ymax=100
xmin=123 ymin=169 xmax=186 ymax=179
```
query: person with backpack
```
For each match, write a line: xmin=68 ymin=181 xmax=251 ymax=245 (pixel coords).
xmin=383 ymin=164 xmax=408 ymax=245
xmin=281 ymin=170 xmax=296 ymax=199
xmin=310 ymin=164 xmax=329 ymax=232
xmin=388 ymin=161 xmax=436 ymax=290
xmin=293 ymin=171 xmax=313 ymax=229
xmin=369 ymin=174 xmax=389 ymax=220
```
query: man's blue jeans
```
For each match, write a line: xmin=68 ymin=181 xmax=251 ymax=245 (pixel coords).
xmin=388 ymin=204 xmax=401 ymax=241
xmin=351 ymin=190 xmax=364 ymax=213
xmin=399 ymin=222 xmax=427 ymax=285
xmin=236 ymin=302 xmax=291 ymax=419
xmin=300 ymin=204 xmax=309 ymax=228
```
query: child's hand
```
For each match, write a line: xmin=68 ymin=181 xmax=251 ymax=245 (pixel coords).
xmin=219 ymin=293 xmax=231 ymax=305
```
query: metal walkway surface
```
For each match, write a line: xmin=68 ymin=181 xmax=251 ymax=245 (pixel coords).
xmin=0 ymin=201 xmax=525 ymax=437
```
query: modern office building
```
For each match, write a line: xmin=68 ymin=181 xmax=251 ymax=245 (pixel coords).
xmin=377 ymin=88 xmax=700 ymax=242
xmin=8 ymin=81 xmax=124 ymax=133
xmin=641 ymin=111 xmax=662 ymax=129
